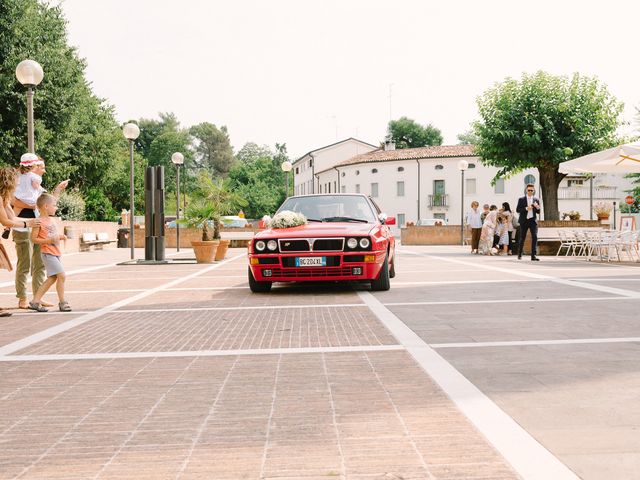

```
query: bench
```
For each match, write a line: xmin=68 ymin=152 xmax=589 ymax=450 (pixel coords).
xmin=80 ymin=232 xmax=115 ymax=251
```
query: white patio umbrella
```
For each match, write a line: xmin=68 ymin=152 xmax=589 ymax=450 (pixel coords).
xmin=559 ymin=142 xmax=640 ymax=173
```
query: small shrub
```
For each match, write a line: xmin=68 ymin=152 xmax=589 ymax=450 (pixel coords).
xmin=57 ymin=190 xmax=86 ymax=221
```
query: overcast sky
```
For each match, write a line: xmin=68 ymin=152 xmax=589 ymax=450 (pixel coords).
xmin=58 ymin=0 xmax=640 ymax=158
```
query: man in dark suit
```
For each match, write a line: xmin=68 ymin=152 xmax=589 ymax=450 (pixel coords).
xmin=516 ymin=183 xmax=541 ymax=261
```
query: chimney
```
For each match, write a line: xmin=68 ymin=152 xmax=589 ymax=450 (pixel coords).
xmin=384 ymin=139 xmax=396 ymax=151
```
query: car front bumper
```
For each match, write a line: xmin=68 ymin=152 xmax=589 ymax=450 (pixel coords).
xmin=248 ymin=251 xmax=386 ymax=282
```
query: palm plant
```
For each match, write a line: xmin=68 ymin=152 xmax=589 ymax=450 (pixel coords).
xmin=182 ymin=172 xmax=247 ymax=241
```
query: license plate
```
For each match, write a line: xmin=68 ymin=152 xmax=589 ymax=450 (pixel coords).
xmin=295 ymin=257 xmax=326 ymax=267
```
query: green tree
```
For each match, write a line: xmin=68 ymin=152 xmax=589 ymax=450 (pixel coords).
xmin=190 ymin=122 xmax=235 ymax=176
xmin=474 ymin=71 xmax=623 ymax=220
xmin=147 ymin=130 xmax=193 ymax=193
xmin=387 ymin=117 xmax=443 ymax=149
xmin=0 ymin=0 xmax=133 ymax=220
xmin=228 ymin=143 xmax=288 ymax=218
xmin=456 ymin=129 xmax=478 ymax=145
xmin=134 ymin=112 xmax=180 ymax=159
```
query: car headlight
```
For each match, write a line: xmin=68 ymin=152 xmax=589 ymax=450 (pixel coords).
xmin=255 ymin=240 xmax=266 ymax=251
xmin=346 ymin=238 xmax=358 ymax=249
xmin=267 ymin=240 xmax=278 ymax=251
xmin=359 ymin=238 xmax=370 ymax=249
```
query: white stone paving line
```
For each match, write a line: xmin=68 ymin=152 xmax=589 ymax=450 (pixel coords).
xmin=431 ymin=336 xmax=640 ymax=349
xmin=0 ymin=345 xmax=404 ymax=362
xmin=383 ymin=296 xmax=636 ymax=307
xmin=400 ymin=248 xmax=640 ymax=298
xmin=115 ymin=303 xmax=365 ymax=313
xmin=0 ymin=253 xmax=247 ymax=356
xmin=358 ymin=290 xmax=580 ymax=480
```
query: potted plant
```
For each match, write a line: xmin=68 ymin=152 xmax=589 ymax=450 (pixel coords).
xmin=593 ymin=201 xmax=613 ymax=222
xmin=182 ymin=172 xmax=247 ymax=263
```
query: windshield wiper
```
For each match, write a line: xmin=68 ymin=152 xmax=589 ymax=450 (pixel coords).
xmin=322 ymin=216 xmax=369 ymax=223
xmin=306 ymin=218 xmax=323 ymax=222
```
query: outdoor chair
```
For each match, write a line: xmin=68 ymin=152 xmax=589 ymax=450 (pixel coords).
xmin=556 ymin=230 xmax=577 ymax=256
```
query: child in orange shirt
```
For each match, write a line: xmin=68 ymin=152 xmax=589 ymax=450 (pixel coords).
xmin=29 ymin=193 xmax=70 ymax=312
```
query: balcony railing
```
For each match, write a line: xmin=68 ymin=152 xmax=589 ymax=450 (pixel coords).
xmin=558 ymin=187 xmax=618 ymax=200
xmin=428 ymin=194 xmax=449 ymax=207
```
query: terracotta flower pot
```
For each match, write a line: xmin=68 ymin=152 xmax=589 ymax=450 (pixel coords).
xmin=214 ymin=239 xmax=230 ymax=261
xmin=191 ymin=240 xmax=219 ymax=264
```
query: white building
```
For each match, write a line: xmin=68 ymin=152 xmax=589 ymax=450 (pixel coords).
xmin=295 ymin=140 xmax=634 ymax=226
xmin=292 ymin=138 xmax=377 ymax=196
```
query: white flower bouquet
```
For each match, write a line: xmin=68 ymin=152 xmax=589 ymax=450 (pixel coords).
xmin=268 ymin=210 xmax=308 ymax=229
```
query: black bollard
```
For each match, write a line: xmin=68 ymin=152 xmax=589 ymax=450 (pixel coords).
xmin=154 ymin=166 xmax=165 ymax=261
xmin=144 ymin=167 xmax=156 ymax=260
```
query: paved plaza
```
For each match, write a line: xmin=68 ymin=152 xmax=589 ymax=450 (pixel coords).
xmin=0 ymin=246 xmax=639 ymax=479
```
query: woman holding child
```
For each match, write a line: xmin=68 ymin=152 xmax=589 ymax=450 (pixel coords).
xmin=0 ymin=166 xmax=42 ymax=315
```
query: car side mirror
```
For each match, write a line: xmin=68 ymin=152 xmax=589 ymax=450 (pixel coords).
xmin=385 ymin=216 xmax=396 ymax=225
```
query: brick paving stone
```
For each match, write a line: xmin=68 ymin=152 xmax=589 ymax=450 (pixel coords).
xmin=15 ymin=306 xmax=394 ymax=355
xmin=0 ymin=315 xmax=81 ymax=348
xmin=0 ymin=352 xmax=519 ymax=480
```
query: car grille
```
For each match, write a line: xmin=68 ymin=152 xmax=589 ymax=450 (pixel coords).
xmin=278 ymin=239 xmax=310 ymax=252
xmin=277 ymin=238 xmax=345 ymax=252
xmin=313 ymin=238 xmax=344 ymax=251
xmin=268 ymin=266 xmax=353 ymax=278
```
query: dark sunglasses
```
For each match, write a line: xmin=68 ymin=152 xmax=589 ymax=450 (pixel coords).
xmin=527 ymin=189 xmax=534 ymax=192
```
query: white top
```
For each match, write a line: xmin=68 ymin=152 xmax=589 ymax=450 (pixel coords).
xmin=465 ymin=209 xmax=483 ymax=228
xmin=15 ymin=171 xmax=43 ymax=206
xmin=526 ymin=195 xmax=534 ymax=219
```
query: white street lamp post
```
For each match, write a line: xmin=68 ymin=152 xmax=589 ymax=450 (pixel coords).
xmin=123 ymin=123 xmax=141 ymax=260
xmin=171 ymin=152 xmax=184 ymax=252
xmin=15 ymin=60 xmax=44 ymax=153
xmin=281 ymin=161 xmax=292 ymax=198
xmin=457 ymin=160 xmax=469 ymax=246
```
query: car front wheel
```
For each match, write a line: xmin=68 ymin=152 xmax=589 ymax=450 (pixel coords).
xmin=370 ymin=253 xmax=390 ymax=291
xmin=248 ymin=266 xmax=272 ymax=293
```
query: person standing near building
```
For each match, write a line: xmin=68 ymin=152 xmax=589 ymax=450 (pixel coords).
xmin=465 ymin=201 xmax=483 ymax=254
xmin=516 ymin=184 xmax=540 ymax=261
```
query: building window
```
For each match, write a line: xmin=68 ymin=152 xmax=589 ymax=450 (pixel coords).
xmin=397 ymin=181 xmax=405 ymax=197
xmin=435 ymin=164 xmax=444 ymax=170
xmin=372 ymin=168 xmax=378 ymax=174
xmin=334 ymin=181 xmax=337 ymax=192
xmin=319 ymin=184 xmax=322 ymax=194
xmin=465 ymin=178 xmax=476 ymax=195
xmin=371 ymin=183 xmax=379 ymax=197
xmin=468 ymin=163 xmax=476 ymax=169
xmin=397 ymin=166 xmax=404 ymax=172
xmin=397 ymin=213 xmax=405 ymax=226
xmin=355 ymin=184 xmax=360 ymax=193
xmin=295 ymin=167 xmax=299 ymax=174
xmin=341 ymin=185 xmax=346 ymax=193
xmin=524 ymin=174 xmax=536 ymax=185
xmin=567 ymin=179 xmax=584 ymax=187
xmin=327 ymin=183 xmax=330 ymax=193
xmin=494 ymin=178 xmax=505 ymax=194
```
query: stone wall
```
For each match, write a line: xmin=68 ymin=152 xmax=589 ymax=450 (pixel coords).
xmin=401 ymin=226 xmax=463 ymax=245
xmin=2 ymin=220 xmax=119 ymax=262
xmin=132 ymin=227 xmax=258 ymax=248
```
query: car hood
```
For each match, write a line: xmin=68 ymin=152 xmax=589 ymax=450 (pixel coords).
xmin=256 ymin=222 xmax=375 ymax=238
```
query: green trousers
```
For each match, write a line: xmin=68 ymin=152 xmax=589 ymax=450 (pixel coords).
xmin=13 ymin=230 xmax=45 ymax=299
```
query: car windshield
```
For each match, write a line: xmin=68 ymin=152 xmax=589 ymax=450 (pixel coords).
xmin=277 ymin=195 xmax=377 ymax=223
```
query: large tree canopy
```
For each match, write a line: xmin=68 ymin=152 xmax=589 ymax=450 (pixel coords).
xmin=387 ymin=117 xmax=443 ymax=149
xmin=0 ymin=0 xmax=133 ymax=220
xmin=474 ymin=71 xmax=623 ymax=220
xmin=228 ymin=143 xmax=289 ymax=218
xmin=190 ymin=122 xmax=235 ymax=176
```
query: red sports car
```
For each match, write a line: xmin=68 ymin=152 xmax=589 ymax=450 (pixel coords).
xmin=248 ymin=194 xmax=396 ymax=292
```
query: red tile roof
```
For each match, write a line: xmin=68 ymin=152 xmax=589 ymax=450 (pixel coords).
xmin=336 ymin=145 xmax=476 ymax=167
